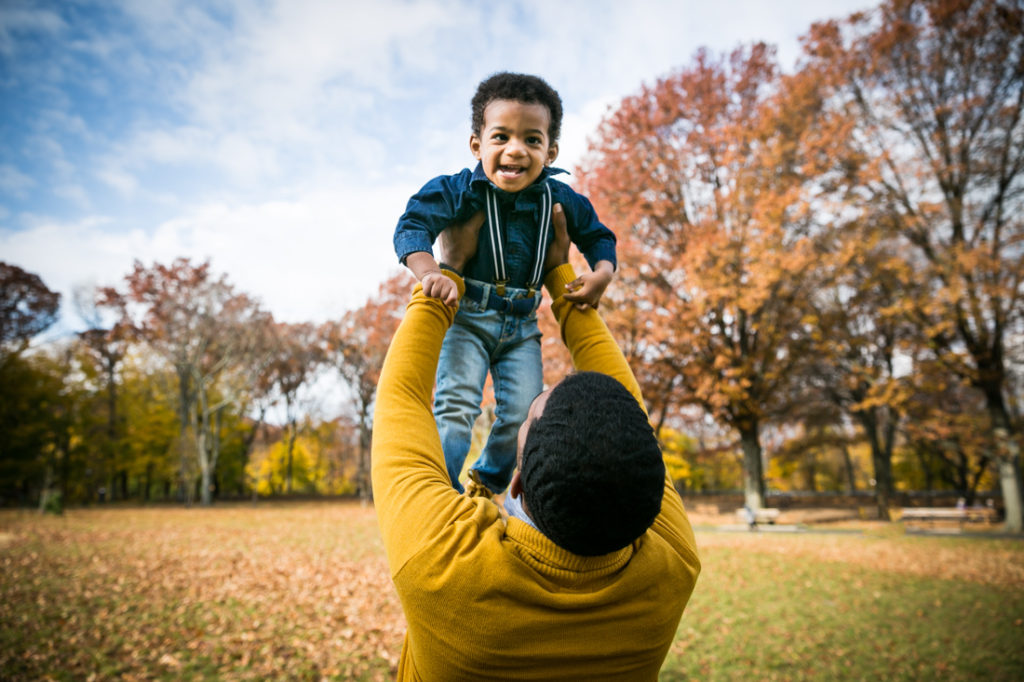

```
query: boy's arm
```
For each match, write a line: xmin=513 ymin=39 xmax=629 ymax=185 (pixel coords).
xmin=405 ymin=252 xmax=457 ymax=307
xmin=395 ymin=173 xmax=480 ymax=306
xmin=404 ymin=209 xmax=484 ymax=307
xmin=557 ymin=188 xmax=617 ymax=309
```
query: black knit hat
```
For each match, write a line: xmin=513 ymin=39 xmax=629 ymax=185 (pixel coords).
xmin=520 ymin=372 xmax=665 ymax=556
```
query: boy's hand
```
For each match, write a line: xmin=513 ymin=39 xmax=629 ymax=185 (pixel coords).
xmin=421 ymin=271 xmax=460 ymax=307
xmin=406 ymin=251 xmax=458 ymax=307
xmin=438 ymin=210 xmax=486 ymax=274
xmin=565 ymin=264 xmax=613 ymax=311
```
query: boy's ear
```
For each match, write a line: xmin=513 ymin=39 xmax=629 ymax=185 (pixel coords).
xmin=546 ymin=142 xmax=559 ymax=166
xmin=470 ymin=134 xmax=482 ymax=160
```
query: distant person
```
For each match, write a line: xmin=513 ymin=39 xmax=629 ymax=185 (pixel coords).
xmin=393 ymin=71 xmax=617 ymax=496
xmin=372 ymin=208 xmax=700 ymax=680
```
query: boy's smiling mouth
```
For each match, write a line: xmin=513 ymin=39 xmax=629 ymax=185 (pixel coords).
xmin=498 ymin=165 xmax=526 ymax=179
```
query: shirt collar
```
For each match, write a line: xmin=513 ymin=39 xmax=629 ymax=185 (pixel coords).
xmin=470 ymin=162 xmax=568 ymax=193
xmin=503 ymin=491 xmax=538 ymax=530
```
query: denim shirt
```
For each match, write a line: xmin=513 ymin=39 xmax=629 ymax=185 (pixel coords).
xmin=394 ymin=163 xmax=617 ymax=288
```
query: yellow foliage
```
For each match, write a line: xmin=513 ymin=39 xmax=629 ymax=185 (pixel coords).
xmin=659 ymin=427 xmax=697 ymax=485
xmin=248 ymin=433 xmax=355 ymax=496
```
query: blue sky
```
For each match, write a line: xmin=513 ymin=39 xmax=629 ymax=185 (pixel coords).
xmin=1 ymin=0 xmax=873 ymax=337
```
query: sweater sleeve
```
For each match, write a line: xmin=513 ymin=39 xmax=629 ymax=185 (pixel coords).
xmin=371 ymin=273 xmax=482 ymax=573
xmin=544 ymin=264 xmax=698 ymax=563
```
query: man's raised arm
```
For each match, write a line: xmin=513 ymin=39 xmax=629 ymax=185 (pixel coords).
xmin=371 ymin=211 xmax=485 ymax=572
xmin=541 ymin=204 xmax=696 ymax=555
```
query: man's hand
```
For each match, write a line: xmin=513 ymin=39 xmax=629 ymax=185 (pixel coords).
xmin=438 ymin=210 xmax=486 ymax=274
xmin=542 ymin=203 xmax=571 ymax=274
xmin=543 ymin=203 xmax=614 ymax=310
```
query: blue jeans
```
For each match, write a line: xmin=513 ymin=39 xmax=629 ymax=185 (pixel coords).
xmin=434 ymin=280 xmax=543 ymax=493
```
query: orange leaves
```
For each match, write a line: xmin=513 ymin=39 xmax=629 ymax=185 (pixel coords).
xmin=583 ymin=42 xmax=831 ymax=439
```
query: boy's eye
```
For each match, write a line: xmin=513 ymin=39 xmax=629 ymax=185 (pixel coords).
xmin=492 ymin=133 xmax=508 ymax=142
xmin=527 ymin=136 xmax=543 ymax=145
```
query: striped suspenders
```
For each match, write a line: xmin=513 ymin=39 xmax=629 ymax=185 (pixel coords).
xmin=483 ymin=183 xmax=553 ymax=298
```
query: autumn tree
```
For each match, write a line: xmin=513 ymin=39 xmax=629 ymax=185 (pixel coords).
xmin=101 ymin=259 xmax=269 ymax=506
xmin=72 ymin=287 xmax=133 ymax=499
xmin=324 ymin=272 xmax=411 ymax=502
xmin=266 ymin=321 xmax=325 ymax=494
xmin=900 ymin=358 xmax=997 ymax=502
xmin=803 ymin=231 xmax=925 ymax=517
xmin=803 ymin=0 xmax=1024 ymax=529
xmin=579 ymin=44 xmax=835 ymax=510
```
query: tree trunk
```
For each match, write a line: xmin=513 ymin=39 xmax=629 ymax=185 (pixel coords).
xmin=977 ymin=382 xmax=1023 ymax=532
xmin=358 ymin=405 xmax=373 ymax=504
xmin=177 ymin=366 xmax=193 ymax=505
xmin=840 ymin=443 xmax=857 ymax=493
xmin=143 ymin=461 xmax=152 ymax=502
xmin=739 ymin=422 xmax=765 ymax=510
xmin=285 ymin=422 xmax=297 ymax=495
xmin=856 ymin=408 xmax=894 ymax=521
xmin=195 ymin=380 xmax=211 ymax=506
xmin=210 ymin=407 xmax=222 ymax=501
xmin=995 ymin=453 xmax=1022 ymax=533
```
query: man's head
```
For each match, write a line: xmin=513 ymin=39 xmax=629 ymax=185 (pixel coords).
xmin=469 ymin=72 xmax=562 ymax=193
xmin=513 ymin=372 xmax=665 ymax=556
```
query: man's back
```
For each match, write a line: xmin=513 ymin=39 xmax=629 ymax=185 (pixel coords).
xmin=393 ymin=500 xmax=695 ymax=680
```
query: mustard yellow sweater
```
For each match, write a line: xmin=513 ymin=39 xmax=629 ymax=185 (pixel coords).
xmin=372 ymin=264 xmax=700 ymax=681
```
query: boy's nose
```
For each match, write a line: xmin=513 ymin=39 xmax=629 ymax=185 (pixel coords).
xmin=505 ymin=138 xmax=527 ymax=157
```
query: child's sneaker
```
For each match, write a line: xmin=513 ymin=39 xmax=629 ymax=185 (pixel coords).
xmin=464 ymin=470 xmax=494 ymax=499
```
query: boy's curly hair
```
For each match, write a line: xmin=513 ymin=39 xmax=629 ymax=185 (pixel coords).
xmin=471 ymin=72 xmax=563 ymax=143
xmin=520 ymin=371 xmax=665 ymax=556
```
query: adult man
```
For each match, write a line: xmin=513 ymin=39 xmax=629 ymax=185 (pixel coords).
xmin=372 ymin=206 xmax=700 ymax=680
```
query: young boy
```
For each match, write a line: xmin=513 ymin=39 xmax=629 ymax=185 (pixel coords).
xmin=393 ymin=72 xmax=616 ymax=496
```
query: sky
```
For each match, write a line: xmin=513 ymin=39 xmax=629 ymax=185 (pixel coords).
xmin=1 ymin=0 xmax=875 ymax=341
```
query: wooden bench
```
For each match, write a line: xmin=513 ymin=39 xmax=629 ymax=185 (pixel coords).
xmin=900 ymin=507 xmax=999 ymax=528
xmin=735 ymin=507 xmax=781 ymax=525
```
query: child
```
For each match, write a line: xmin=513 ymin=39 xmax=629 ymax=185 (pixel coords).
xmin=393 ymin=72 xmax=616 ymax=496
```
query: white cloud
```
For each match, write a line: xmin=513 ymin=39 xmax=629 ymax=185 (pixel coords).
xmin=2 ymin=0 xmax=880 ymax=343
xmin=1 ymin=181 xmax=414 ymax=334
xmin=0 ymin=164 xmax=35 ymax=197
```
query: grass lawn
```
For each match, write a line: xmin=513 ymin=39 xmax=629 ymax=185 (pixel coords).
xmin=1 ymin=502 xmax=1022 ymax=681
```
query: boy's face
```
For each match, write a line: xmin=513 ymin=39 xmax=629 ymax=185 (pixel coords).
xmin=470 ymin=99 xmax=558 ymax=193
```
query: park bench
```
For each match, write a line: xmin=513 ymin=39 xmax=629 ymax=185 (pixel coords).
xmin=899 ymin=506 xmax=999 ymax=528
xmin=735 ymin=507 xmax=781 ymax=525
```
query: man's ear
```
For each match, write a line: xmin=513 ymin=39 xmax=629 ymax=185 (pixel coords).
xmin=509 ymin=471 xmax=523 ymax=499
xmin=545 ymin=142 xmax=559 ymax=166
xmin=470 ymin=134 xmax=482 ymax=160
